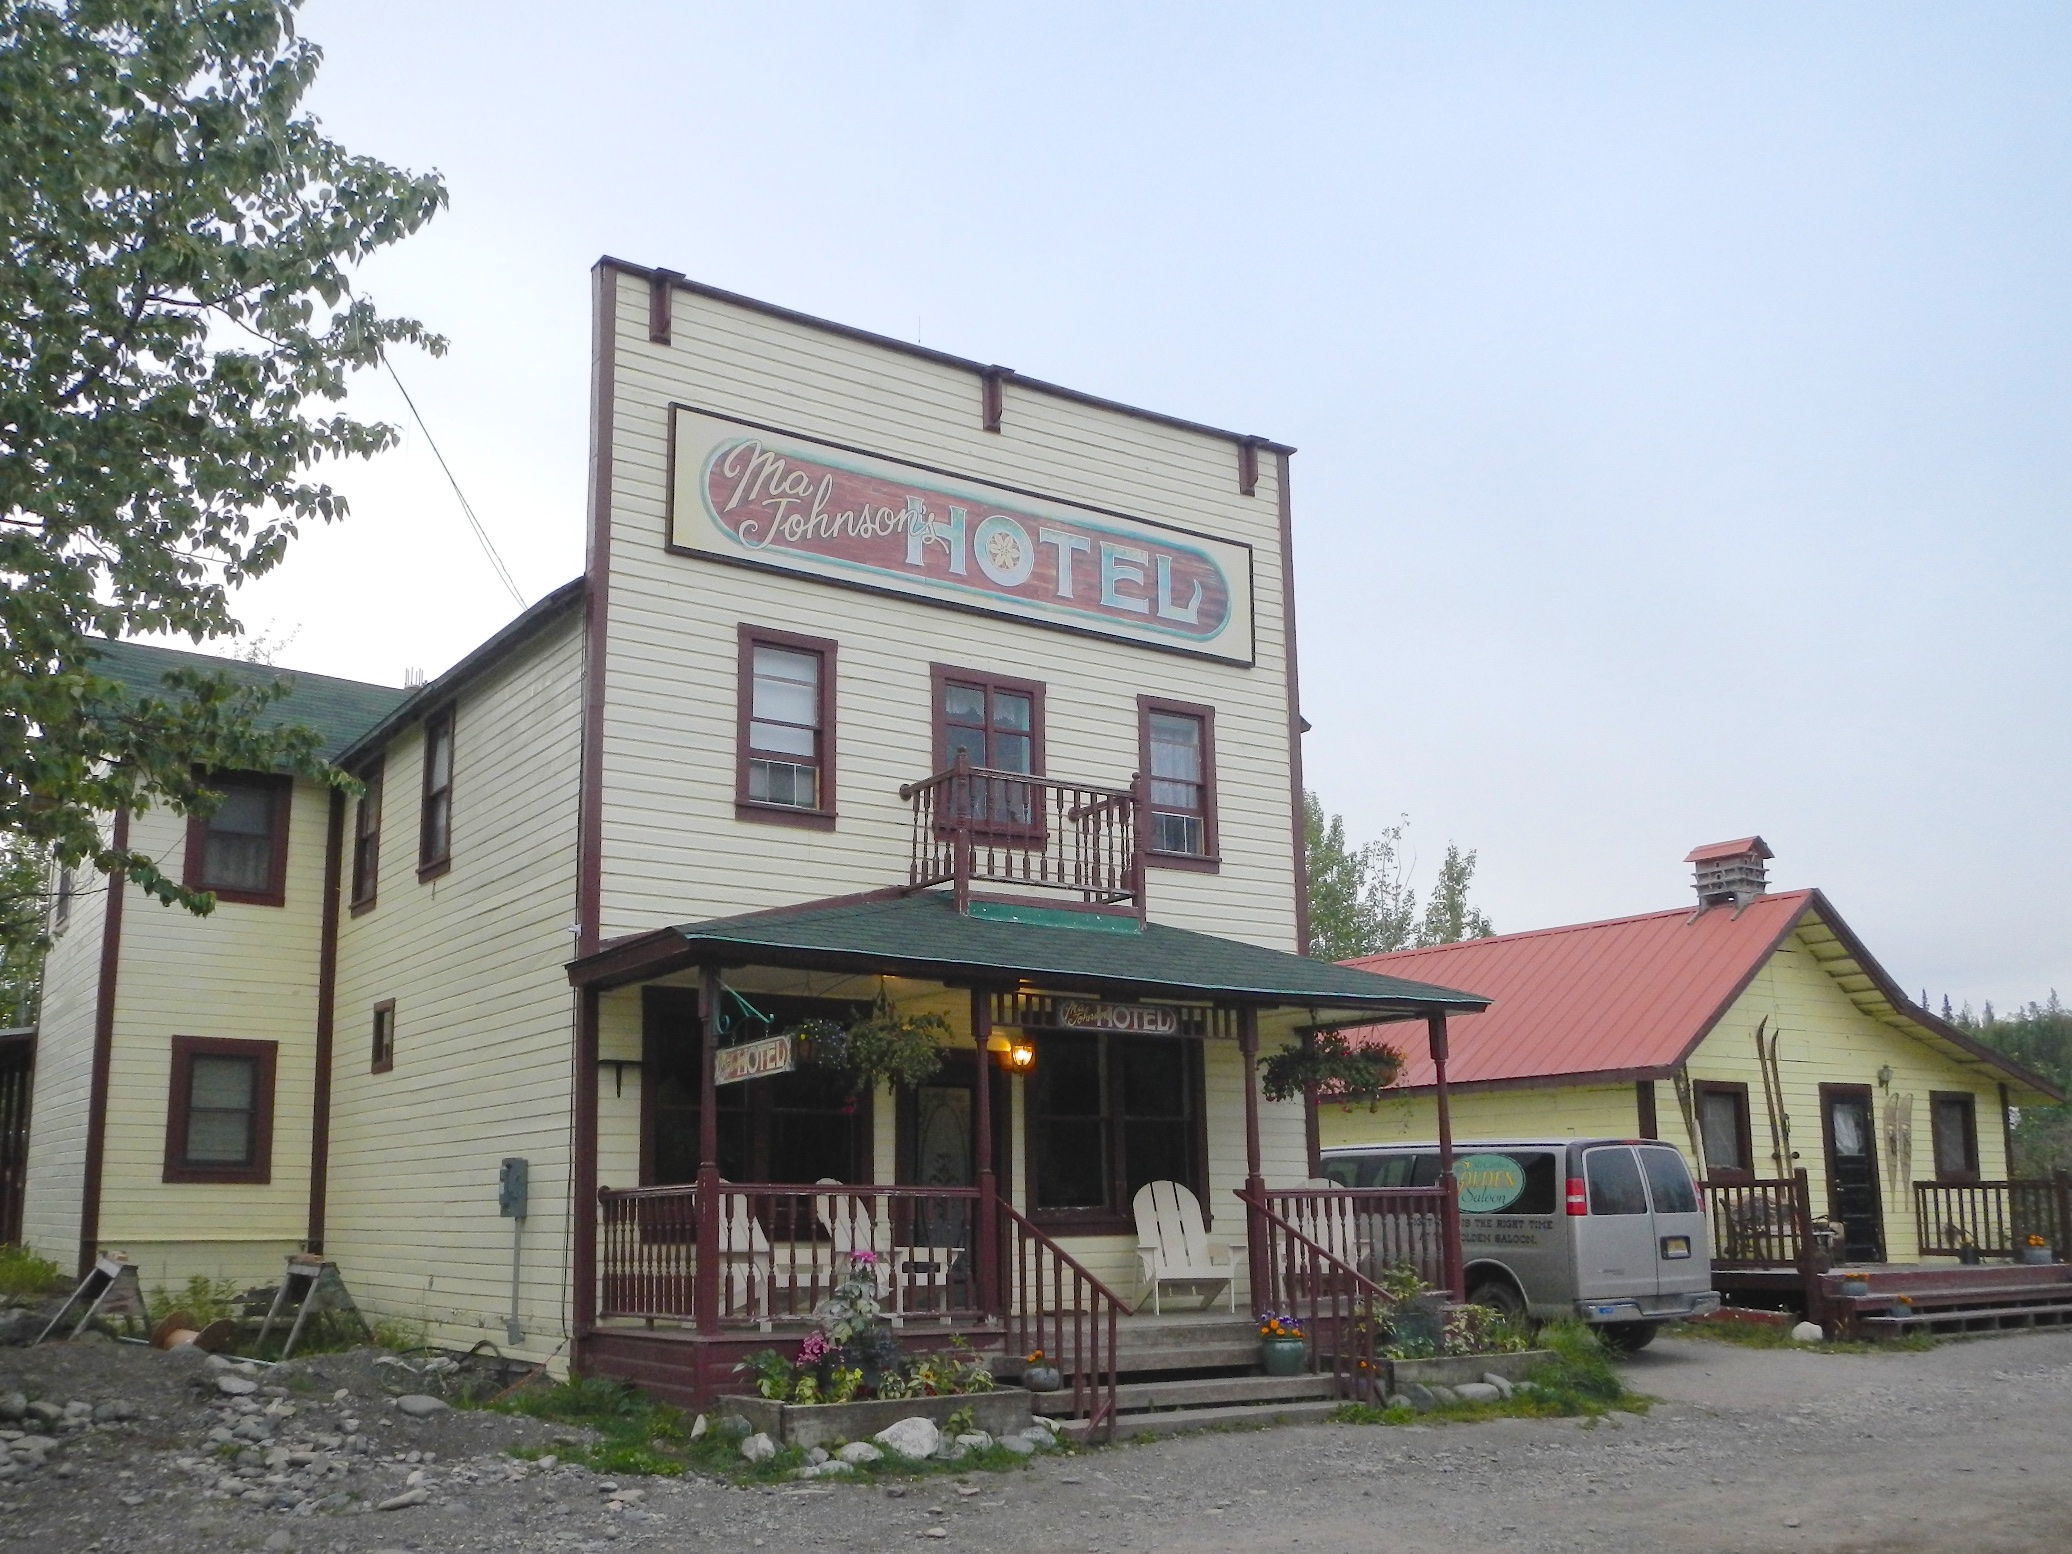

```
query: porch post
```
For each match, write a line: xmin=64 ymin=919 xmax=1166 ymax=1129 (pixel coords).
xmin=572 ymin=985 xmax=600 ymax=1338
xmin=970 ymin=987 xmax=1000 ymax=1319
xmin=1428 ymin=1011 xmax=1465 ymax=1300
xmin=1239 ymin=1006 xmax=1270 ymax=1314
xmin=696 ymin=966 xmax=722 ymax=1334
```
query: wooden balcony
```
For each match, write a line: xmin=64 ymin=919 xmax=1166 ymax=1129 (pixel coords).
xmin=900 ymin=753 xmax=1145 ymax=917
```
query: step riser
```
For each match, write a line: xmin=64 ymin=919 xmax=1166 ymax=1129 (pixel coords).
xmin=1034 ymin=1375 xmax=1340 ymax=1416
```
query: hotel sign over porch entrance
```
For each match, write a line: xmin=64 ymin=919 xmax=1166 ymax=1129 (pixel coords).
xmin=668 ymin=406 xmax=1255 ymax=664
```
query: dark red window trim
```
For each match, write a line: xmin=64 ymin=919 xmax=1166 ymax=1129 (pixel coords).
xmin=181 ymin=772 xmax=293 ymax=908
xmin=162 ymin=1035 xmax=277 ymax=1184
xmin=349 ymin=758 xmax=383 ymax=915
xmin=1026 ymin=1032 xmax=1207 ymax=1237
xmin=735 ymin=624 xmax=839 ymax=831
xmin=928 ymin=663 xmax=1048 ymax=777
xmin=1137 ymin=695 xmax=1220 ymax=872
xmin=1928 ymin=1090 xmax=1981 ymax=1183
xmin=370 ymin=999 xmax=396 ymax=1075
xmin=1692 ymin=1080 xmax=1756 ymax=1181
xmin=418 ymin=707 xmax=455 ymax=881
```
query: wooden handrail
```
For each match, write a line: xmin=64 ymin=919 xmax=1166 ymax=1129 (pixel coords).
xmin=997 ymin=1199 xmax=1125 ymax=1441
xmin=1244 ymin=1189 xmax=1388 ymax=1404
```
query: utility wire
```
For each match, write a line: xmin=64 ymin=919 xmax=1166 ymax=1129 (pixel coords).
xmin=381 ymin=353 xmax=527 ymax=610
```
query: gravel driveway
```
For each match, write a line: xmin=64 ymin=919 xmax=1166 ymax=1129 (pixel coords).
xmin=4 ymin=1329 xmax=2068 ymax=1552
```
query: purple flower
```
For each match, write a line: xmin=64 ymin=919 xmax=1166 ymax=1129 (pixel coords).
xmin=796 ymin=1330 xmax=830 ymax=1364
xmin=850 ymin=1249 xmax=879 ymax=1267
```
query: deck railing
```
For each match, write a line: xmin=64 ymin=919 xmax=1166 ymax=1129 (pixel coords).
xmin=1260 ymin=1186 xmax=1452 ymax=1294
xmin=900 ymin=753 xmax=1144 ymax=915
xmin=1700 ymin=1171 xmax=1816 ymax=1270
xmin=597 ymin=1182 xmax=984 ymax=1328
xmin=1247 ymin=1194 xmax=1388 ymax=1404
xmin=997 ymin=1201 xmax=1124 ymax=1441
xmin=1914 ymin=1176 xmax=2072 ymax=1260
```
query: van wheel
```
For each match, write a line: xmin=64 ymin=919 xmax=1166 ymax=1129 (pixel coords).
xmin=1599 ymin=1321 xmax=1657 ymax=1353
xmin=1466 ymin=1278 xmax=1527 ymax=1322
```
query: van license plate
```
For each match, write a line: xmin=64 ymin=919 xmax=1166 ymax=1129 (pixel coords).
xmin=1660 ymin=1235 xmax=1692 ymax=1259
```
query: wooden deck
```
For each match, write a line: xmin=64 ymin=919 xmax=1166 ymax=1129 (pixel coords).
xmin=1715 ymin=1259 xmax=2072 ymax=1335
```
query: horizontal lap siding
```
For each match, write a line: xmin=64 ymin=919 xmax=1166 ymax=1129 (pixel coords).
xmin=325 ymin=624 xmax=582 ymax=1364
xmin=94 ymin=788 xmax=331 ymax=1287
xmin=1690 ymin=934 xmax=2011 ymax=1262
xmin=1317 ymin=1085 xmax=1643 ymax=1152
xmin=598 ymin=273 xmax=1298 ymax=952
xmin=20 ymin=841 xmax=113 ymax=1266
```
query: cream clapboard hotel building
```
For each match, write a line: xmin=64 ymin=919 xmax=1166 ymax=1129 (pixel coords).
xmin=20 ymin=262 xmax=1484 ymax=1403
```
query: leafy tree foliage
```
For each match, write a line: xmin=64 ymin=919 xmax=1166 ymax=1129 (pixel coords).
xmin=0 ymin=0 xmax=445 ymax=948
xmin=1304 ymin=791 xmax=1493 ymax=960
xmin=1957 ymin=993 xmax=2072 ymax=1175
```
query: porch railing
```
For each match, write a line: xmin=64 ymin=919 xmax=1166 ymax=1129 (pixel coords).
xmin=1700 ymin=1171 xmax=1816 ymax=1270
xmin=1260 ymin=1186 xmax=1452 ymax=1294
xmin=900 ymin=753 xmax=1144 ymax=915
xmin=597 ymin=1182 xmax=984 ymax=1328
xmin=997 ymin=1201 xmax=1124 ymax=1441
xmin=1914 ymin=1176 xmax=2072 ymax=1260
xmin=1248 ymin=1195 xmax=1387 ymax=1405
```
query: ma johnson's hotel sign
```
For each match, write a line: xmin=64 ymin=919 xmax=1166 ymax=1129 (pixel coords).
xmin=669 ymin=407 xmax=1255 ymax=663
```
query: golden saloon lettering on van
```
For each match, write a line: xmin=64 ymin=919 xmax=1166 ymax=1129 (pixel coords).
xmin=667 ymin=406 xmax=1256 ymax=664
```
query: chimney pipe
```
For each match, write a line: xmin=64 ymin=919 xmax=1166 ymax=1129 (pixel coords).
xmin=1686 ymin=836 xmax=1773 ymax=911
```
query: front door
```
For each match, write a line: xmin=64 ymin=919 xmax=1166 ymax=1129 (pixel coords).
xmin=1821 ymin=1085 xmax=1885 ymax=1262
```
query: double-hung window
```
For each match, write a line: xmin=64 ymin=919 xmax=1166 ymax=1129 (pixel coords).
xmin=419 ymin=709 xmax=455 ymax=877
xmin=932 ymin=666 xmax=1043 ymax=828
xmin=1694 ymin=1082 xmax=1754 ymax=1180
xmin=1930 ymin=1092 xmax=1979 ymax=1183
xmin=350 ymin=759 xmax=383 ymax=912
xmin=163 ymin=1036 xmax=277 ymax=1184
xmin=1138 ymin=698 xmax=1217 ymax=866
xmin=1028 ymin=1033 xmax=1203 ymax=1232
xmin=183 ymin=772 xmax=291 ymax=906
xmin=736 ymin=626 xmax=837 ymax=826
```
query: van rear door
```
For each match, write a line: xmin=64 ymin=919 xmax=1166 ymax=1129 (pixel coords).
xmin=1575 ymin=1145 xmax=1657 ymax=1305
xmin=1637 ymin=1144 xmax=1710 ymax=1298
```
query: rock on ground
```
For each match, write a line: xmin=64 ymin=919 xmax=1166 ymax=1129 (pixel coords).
xmin=874 ymin=1415 xmax=941 ymax=1460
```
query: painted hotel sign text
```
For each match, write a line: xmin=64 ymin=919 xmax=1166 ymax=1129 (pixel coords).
xmin=669 ymin=407 xmax=1254 ymax=663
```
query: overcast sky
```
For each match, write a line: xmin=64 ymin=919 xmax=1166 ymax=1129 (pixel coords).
xmin=224 ymin=2 xmax=2068 ymax=1009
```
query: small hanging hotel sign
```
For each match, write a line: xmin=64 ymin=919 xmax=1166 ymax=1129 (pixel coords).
xmin=713 ymin=1033 xmax=796 ymax=1086
xmin=1055 ymin=1000 xmax=1181 ymax=1035
xmin=669 ymin=406 xmax=1255 ymax=664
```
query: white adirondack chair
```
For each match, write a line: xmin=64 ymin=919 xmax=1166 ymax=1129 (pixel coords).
xmin=1131 ymin=1179 xmax=1237 ymax=1314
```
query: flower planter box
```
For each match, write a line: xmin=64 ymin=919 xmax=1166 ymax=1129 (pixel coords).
xmin=1377 ymin=1350 xmax=1548 ymax=1396
xmin=716 ymin=1388 xmax=1035 ymax=1450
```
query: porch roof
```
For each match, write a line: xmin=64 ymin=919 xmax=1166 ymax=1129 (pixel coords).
xmin=567 ymin=888 xmax=1490 ymax=1025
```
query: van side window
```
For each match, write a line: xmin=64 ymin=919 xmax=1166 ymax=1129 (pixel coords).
xmin=1584 ymin=1147 xmax=1650 ymax=1214
xmin=1638 ymin=1147 xmax=1699 ymax=1213
xmin=1407 ymin=1155 xmax=1444 ymax=1188
xmin=1321 ymin=1158 xmax=1361 ymax=1188
xmin=1454 ymin=1151 xmax=1559 ymax=1215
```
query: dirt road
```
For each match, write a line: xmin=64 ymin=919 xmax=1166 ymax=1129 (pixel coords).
xmin=4 ymin=1329 xmax=2068 ymax=1553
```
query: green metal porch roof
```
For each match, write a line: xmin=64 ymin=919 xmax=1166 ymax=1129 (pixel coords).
xmin=568 ymin=889 xmax=1491 ymax=1020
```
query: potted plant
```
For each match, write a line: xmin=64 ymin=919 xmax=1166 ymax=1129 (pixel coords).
xmin=1258 ymin=1031 xmax=1402 ymax=1107
xmin=792 ymin=994 xmax=948 ymax=1094
xmin=1257 ymin=1311 xmax=1308 ymax=1377
xmin=1021 ymin=1349 xmax=1062 ymax=1393
xmin=2020 ymin=1233 xmax=2056 ymax=1266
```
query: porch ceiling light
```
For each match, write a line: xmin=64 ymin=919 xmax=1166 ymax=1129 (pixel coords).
xmin=1007 ymin=1037 xmax=1037 ymax=1074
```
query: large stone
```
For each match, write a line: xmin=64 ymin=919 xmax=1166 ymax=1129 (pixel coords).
xmin=93 ymin=1399 xmax=139 ymax=1423
xmin=738 ymin=1432 xmax=777 ymax=1464
xmin=836 ymin=1441 xmax=883 ymax=1465
xmin=1481 ymin=1373 xmax=1515 ymax=1400
xmin=873 ymin=1416 xmax=942 ymax=1461
xmin=1428 ymin=1385 xmax=1461 ymax=1406
xmin=998 ymin=1435 xmax=1036 ymax=1455
xmin=1454 ymin=1383 xmax=1503 ymax=1404
xmin=394 ymin=1395 xmax=447 ymax=1418
xmin=0 ymin=1392 xmax=25 ymax=1421
xmin=376 ymin=1487 xmax=430 ymax=1511
xmin=1791 ymin=1321 xmax=1825 ymax=1344
xmin=216 ymin=1376 xmax=259 ymax=1398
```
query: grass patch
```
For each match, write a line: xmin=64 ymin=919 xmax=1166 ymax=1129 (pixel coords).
xmin=0 ymin=1243 xmax=64 ymax=1298
xmin=490 ymin=1377 xmax=1057 ymax=1483
xmin=1334 ymin=1320 xmax=1651 ymax=1428
xmin=1663 ymin=1319 xmax=1937 ymax=1354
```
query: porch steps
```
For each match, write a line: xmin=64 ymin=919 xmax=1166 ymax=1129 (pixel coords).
xmin=1825 ymin=1262 xmax=2072 ymax=1337
xmin=1038 ymin=1315 xmax=1352 ymax=1438
xmin=1033 ymin=1370 xmax=1341 ymax=1417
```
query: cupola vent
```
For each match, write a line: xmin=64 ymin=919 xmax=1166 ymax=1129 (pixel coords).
xmin=1686 ymin=836 xmax=1772 ymax=911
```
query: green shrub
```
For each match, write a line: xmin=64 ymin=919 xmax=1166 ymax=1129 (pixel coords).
xmin=0 ymin=1243 xmax=63 ymax=1298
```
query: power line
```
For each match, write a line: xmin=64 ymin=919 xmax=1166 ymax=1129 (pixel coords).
xmin=381 ymin=353 xmax=527 ymax=610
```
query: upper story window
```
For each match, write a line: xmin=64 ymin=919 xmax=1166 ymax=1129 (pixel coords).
xmin=183 ymin=772 xmax=291 ymax=907
xmin=162 ymin=1035 xmax=277 ymax=1184
xmin=350 ymin=759 xmax=383 ymax=912
xmin=419 ymin=709 xmax=455 ymax=878
xmin=932 ymin=666 xmax=1044 ymax=829
xmin=1138 ymin=698 xmax=1218 ymax=867
xmin=51 ymin=864 xmax=74 ymax=934
xmin=736 ymin=626 xmax=837 ymax=829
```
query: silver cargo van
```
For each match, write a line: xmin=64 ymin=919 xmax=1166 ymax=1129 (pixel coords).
xmin=1318 ymin=1138 xmax=1720 ymax=1350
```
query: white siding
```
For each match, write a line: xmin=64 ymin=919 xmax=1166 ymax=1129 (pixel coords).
xmin=324 ymin=620 xmax=583 ymax=1362
xmin=20 ymin=844 xmax=113 ymax=1268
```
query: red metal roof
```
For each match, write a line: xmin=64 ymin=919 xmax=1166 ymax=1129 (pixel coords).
xmin=1684 ymin=835 xmax=1772 ymax=863
xmin=1345 ymin=892 xmax=1814 ymax=1090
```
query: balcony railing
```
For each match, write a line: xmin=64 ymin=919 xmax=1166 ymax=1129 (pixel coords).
xmin=900 ymin=753 xmax=1145 ymax=916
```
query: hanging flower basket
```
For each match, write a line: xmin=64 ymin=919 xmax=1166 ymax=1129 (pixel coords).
xmin=791 ymin=995 xmax=948 ymax=1093
xmin=1259 ymin=1030 xmax=1402 ymax=1106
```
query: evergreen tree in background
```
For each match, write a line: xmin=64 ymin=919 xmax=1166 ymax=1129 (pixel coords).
xmin=1953 ymin=994 xmax=2072 ymax=1175
xmin=1303 ymin=792 xmax=1493 ymax=960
